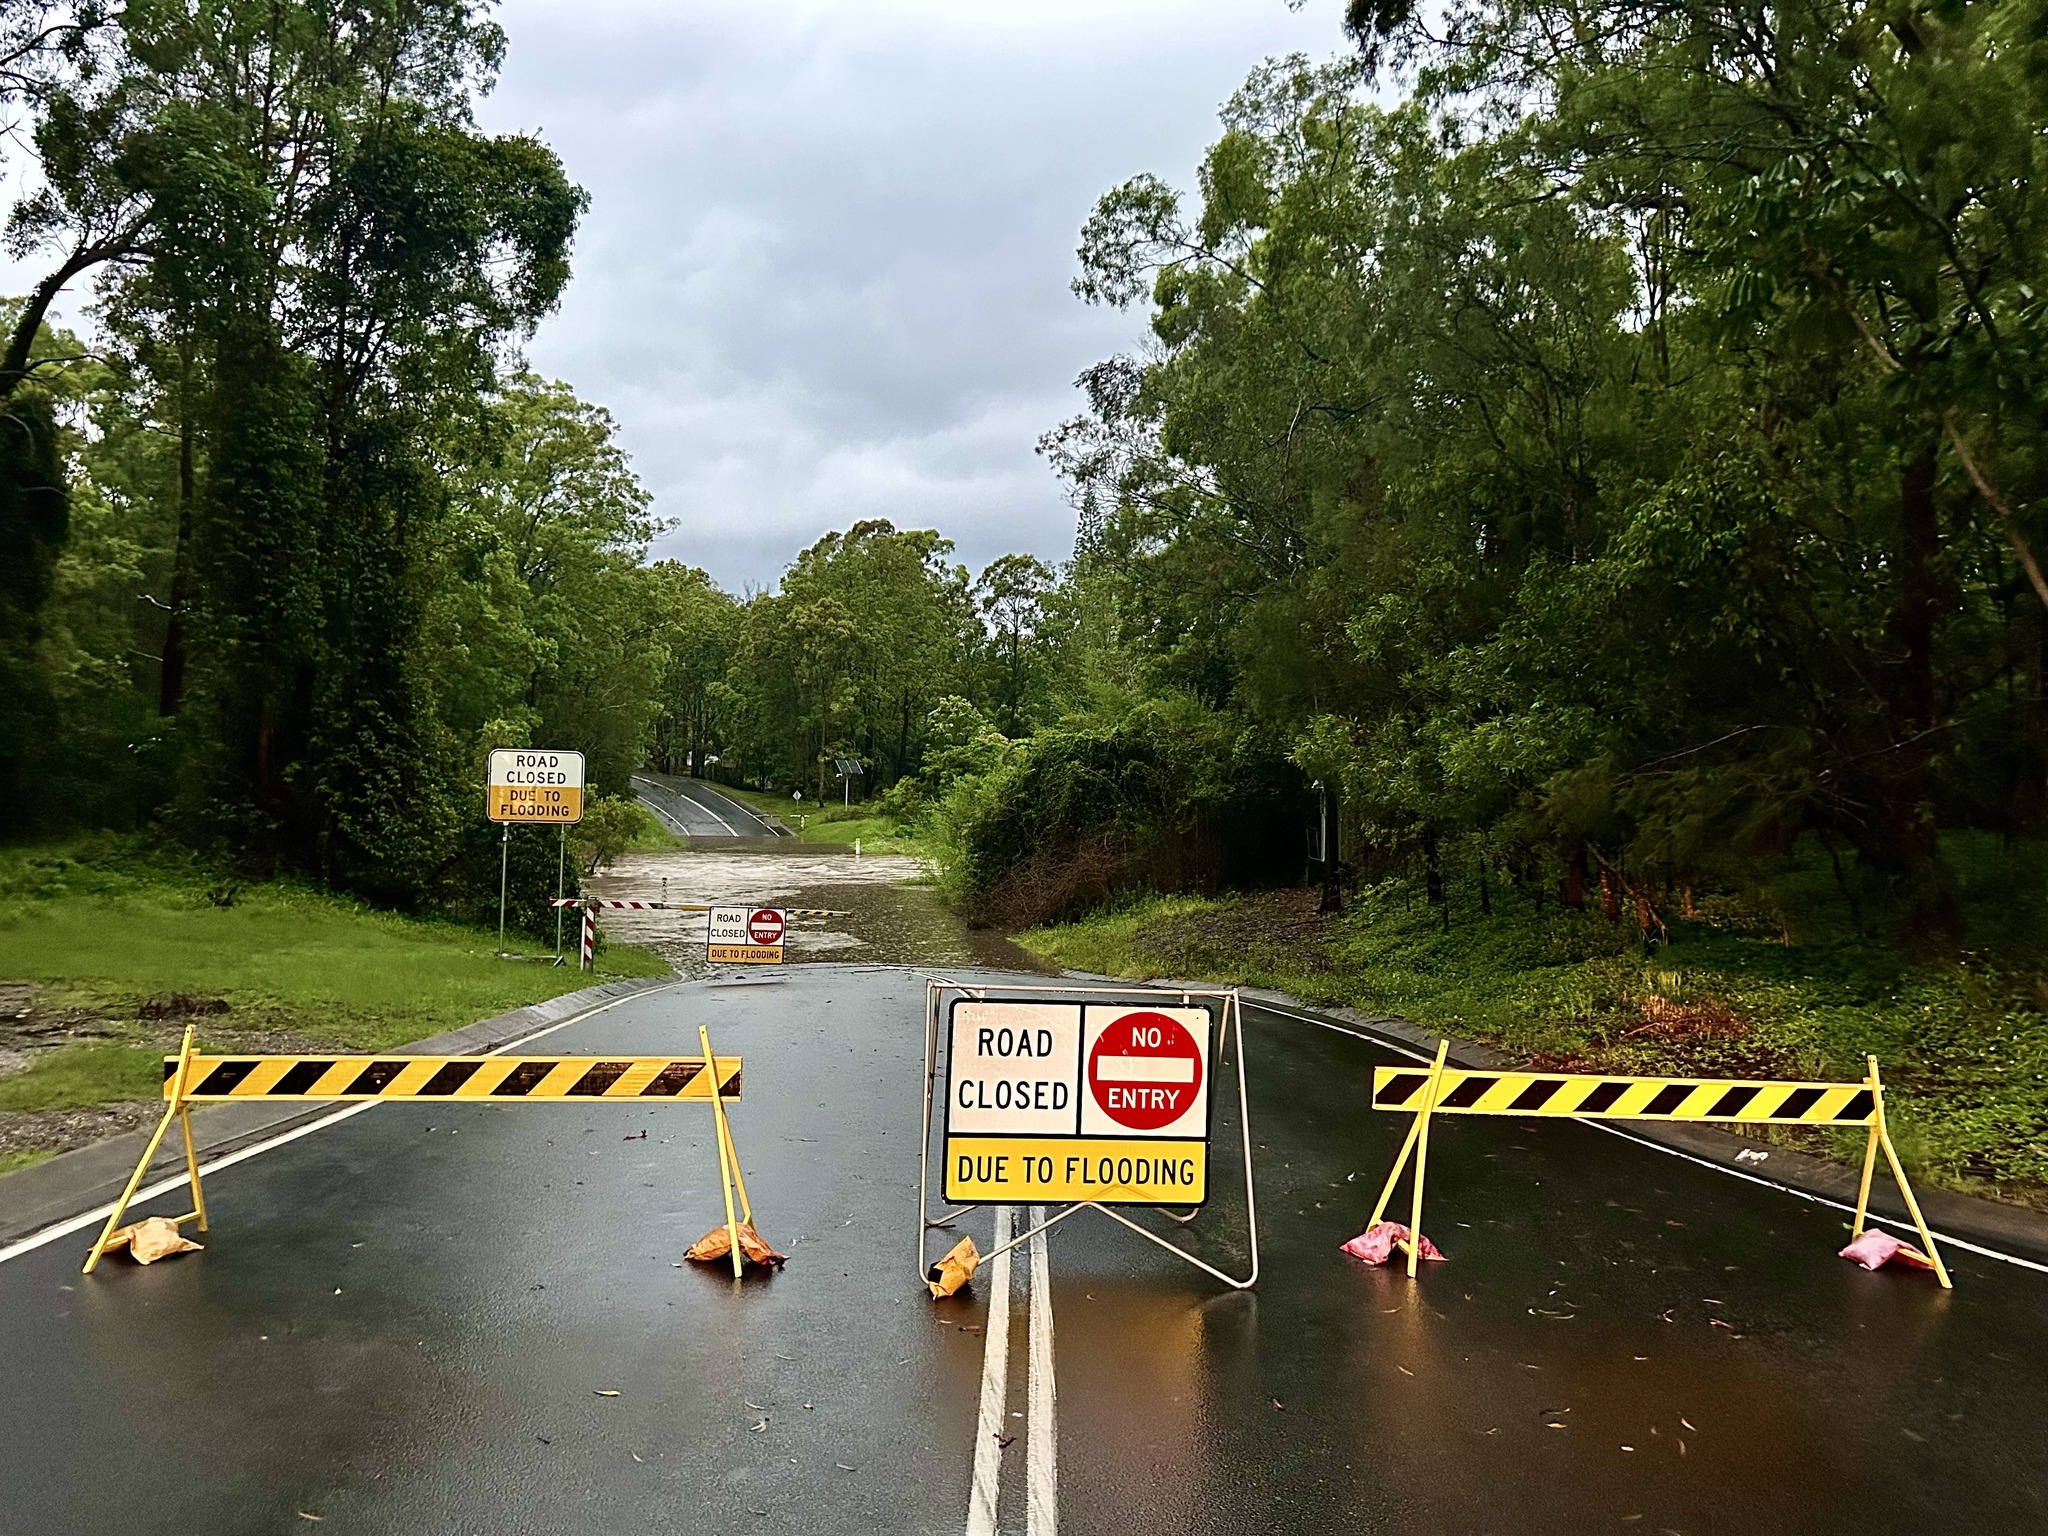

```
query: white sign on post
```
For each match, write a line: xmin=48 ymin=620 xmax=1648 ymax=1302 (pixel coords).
xmin=942 ymin=1001 xmax=1211 ymax=1206
xmin=486 ymin=749 xmax=586 ymax=824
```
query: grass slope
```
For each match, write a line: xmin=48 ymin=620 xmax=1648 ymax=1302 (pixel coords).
xmin=1021 ymin=860 xmax=2048 ymax=1208
xmin=0 ymin=839 xmax=668 ymax=1118
xmin=715 ymin=784 xmax=928 ymax=857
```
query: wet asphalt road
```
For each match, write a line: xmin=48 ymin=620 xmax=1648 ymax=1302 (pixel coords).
xmin=3 ymin=967 xmax=2045 ymax=1534
xmin=632 ymin=773 xmax=790 ymax=840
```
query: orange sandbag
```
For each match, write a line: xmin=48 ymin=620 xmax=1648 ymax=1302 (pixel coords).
xmin=926 ymin=1235 xmax=979 ymax=1299
xmin=685 ymin=1222 xmax=787 ymax=1268
xmin=104 ymin=1216 xmax=203 ymax=1265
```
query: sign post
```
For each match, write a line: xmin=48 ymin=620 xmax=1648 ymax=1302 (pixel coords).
xmin=486 ymin=749 xmax=585 ymax=958
xmin=917 ymin=983 xmax=1258 ymax=1291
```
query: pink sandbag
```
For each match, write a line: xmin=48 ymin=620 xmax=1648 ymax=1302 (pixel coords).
xmin=1839 ymin=1228 xmax=1935 ymax=1272
xmin=1340 ymin=1220 xmax=1445 ymax=1265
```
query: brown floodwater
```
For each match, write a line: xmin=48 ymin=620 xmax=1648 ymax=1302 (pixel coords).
xmin=584 ymin=843 xmax=1052 ymax=976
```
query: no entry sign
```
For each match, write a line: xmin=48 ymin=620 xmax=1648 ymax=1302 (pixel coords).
xmin=1085 ymin=1009 xmax=1206 ymax=1134
xmin=708 ymin=904 xmax=785 ymax=964
xmin=942 ymin=1001 xmax=1212 ymax=1206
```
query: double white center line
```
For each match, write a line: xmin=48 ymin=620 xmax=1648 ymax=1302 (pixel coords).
xmin=965 ymin=1205 xmax=1057 ymax=1536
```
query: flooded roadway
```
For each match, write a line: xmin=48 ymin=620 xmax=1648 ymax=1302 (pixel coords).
xmin=588 ymin=841 xmax=1044 ymax=976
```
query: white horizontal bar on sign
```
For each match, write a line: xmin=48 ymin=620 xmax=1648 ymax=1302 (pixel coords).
xmin=1094 ymin=1058 xmax=1196 ymax=1084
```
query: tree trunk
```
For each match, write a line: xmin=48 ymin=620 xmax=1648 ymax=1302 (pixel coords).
xmin=1421 ymin=826 xmax=1443 ymax=905
xmin=158 ymin=363 xmax=197 ymax=715
xmin=1880 ymin=439 xmax=1959 ymax=932
xmin=1562 ymin=843 xmax=1586 ymax=909
xmin=1599 ymin=864 xmax=1620 ymax=923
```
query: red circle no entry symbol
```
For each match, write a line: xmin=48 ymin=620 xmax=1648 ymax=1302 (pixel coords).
xmin=747 ymin=908 xmax=785 ymax=945
xmin=1088 ymin=1010 xmax=1203 ymax=1131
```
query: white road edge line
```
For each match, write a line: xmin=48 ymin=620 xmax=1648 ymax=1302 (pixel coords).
xmin=630 ymin=774 xmax=721 ymax=837
xmin=1027 ymin=1203 xmax=1058 ymax=1536
xmin=0 ymin=982 xmax=684 ymax=1268
xmin=965 ymin=1205 xmax=1014 ymax=1536
xmin=1245 ymin=998 xmax=2048 ymax=1279
xmin=631 ymin=787 xmax=695 ymax=839
xmin=662 ymin=777 xmax=742 ymax=836
xmin=682 ymin=776 xmax=790 ymax=836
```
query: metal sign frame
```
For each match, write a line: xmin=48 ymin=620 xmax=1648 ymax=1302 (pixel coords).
xmin=916 ymin=979 xmax=1260 ymax=1291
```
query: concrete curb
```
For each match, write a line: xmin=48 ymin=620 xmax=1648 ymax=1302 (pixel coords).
xmin=1061 ymin=968 xmax=2048 ymax=1269
xmin=0 ymin=976 xmax=676 ymax=1248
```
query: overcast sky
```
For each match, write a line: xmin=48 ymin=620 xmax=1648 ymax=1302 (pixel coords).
xmin=473 ymin=0 xmax=1341 ymax=591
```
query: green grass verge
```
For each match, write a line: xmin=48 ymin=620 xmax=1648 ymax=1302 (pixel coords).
xmin=1021 ymin=873 xmax=2048 ymax=1206
xmin=627 ymin=817 xmax=686 ymax=852
xmin=0 ymin=838 xmax=670 ymax=1117
xmin=0 ymin=1149 xmax=55 ymax=1176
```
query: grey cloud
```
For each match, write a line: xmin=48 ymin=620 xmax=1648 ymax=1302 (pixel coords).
xmin=479 ymin=0 xmax=1334 ymax=587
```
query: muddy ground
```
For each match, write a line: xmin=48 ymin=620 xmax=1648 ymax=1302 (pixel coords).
xmin=585 ymin=843 xmax=1048 ymax=977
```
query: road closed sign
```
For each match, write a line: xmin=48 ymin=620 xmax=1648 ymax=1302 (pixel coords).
xmin=486 ymin=749 xmax=585 ymax=824
xmin=942 ymin=1000 xmax=1212 ymax=1206
xmin=708 ymin=904 xmax=785 ymax=964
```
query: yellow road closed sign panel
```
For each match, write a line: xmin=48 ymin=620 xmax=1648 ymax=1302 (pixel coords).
xmin=487 ymin=748 xmax=585 ymax=824
xmin=941 ymin=1000 xmax=1212 ymax=1206
xmin=945 ymin=1136 xmax=1206 ymax=1203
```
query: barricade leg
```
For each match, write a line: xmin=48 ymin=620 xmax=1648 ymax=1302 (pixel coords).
xmin=1867 ymin=1058 xmax=1951 ymax=1289
xmin=718 ymin=1108 xmax=753 ymax=1227
xmin=84 ymin=1025 xmax=198 ymax=1274
xmin=1852 ymin=1059 xmax=1882 ymax=1238
xmin=1405 ymin=1042 xmax=1448 ymax=1278
xmin=178 ymin=1102 xmax=209 ymax=1233
xmin=1366 ymin=1040 xmax=1447 ymax=1231
xmin=700 ymin=1024 xmax=744 ymax=1278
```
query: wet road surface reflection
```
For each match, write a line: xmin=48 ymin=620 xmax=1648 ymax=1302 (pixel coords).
xmin=1 ymin=971 xmax=2042 ymax=1533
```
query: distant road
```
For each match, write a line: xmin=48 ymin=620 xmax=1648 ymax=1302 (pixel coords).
xmin=630 ymin=770 xmax=790 ymax=840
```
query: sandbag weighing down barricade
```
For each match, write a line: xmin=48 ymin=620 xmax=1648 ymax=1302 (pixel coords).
xmin=1365 ymin=1044 xmax=1951 ymax=1287
xmin=83 ymin=1024 xmax=767 ymax=1280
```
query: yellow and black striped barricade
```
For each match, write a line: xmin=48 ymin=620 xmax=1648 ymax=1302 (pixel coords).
xmin=83 ymin=1028 xmax=758 ymax=1279
xmin=1365 ymin=1049 xmax=1950 ymax=1286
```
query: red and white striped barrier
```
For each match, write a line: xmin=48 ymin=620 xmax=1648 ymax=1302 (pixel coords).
xmin=580 ymin=906 xmax=596 ymax=972
xmin=549 ymin=898 xmax=847 ymax=916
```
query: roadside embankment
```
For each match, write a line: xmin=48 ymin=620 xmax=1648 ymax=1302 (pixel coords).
xmin=714 ymin=784 xmax=929 ymax=857
xmin=0 ymin=840 xmax=668 ymax=1171
xmin=1018 ymin=881 xmax=2048 ymax=1211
